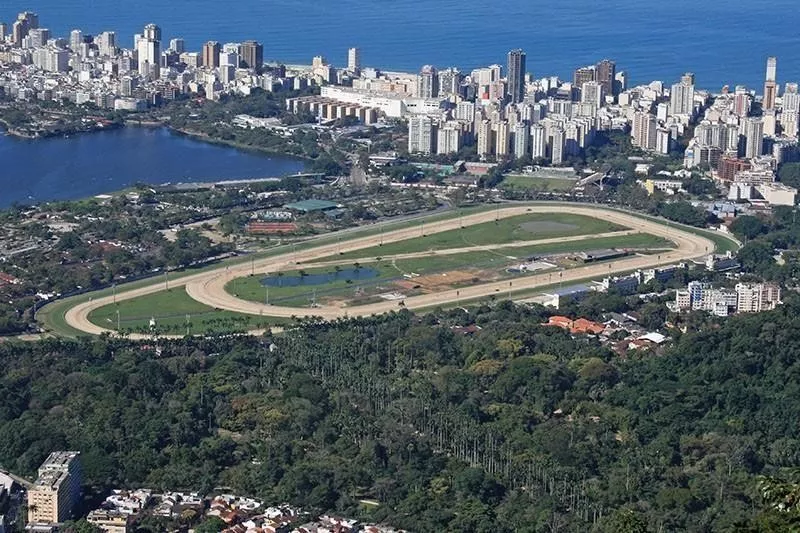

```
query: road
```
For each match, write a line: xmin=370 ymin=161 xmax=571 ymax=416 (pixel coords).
xmin=64 ymin=204 xmax=717 ymax=335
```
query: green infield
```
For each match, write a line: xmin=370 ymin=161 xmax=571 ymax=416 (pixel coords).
xmin=500 ymin=174 xmax=577 ymax=191
xmin=87 ymin=287 xmax=292 ymax=335
xmin=226 ymin=232 xmax=671 ymax=308
xmin=312 ymin=212 xmax=626 ymax=262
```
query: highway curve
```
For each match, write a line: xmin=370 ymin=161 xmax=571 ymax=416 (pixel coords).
xmin=64 ymin=204 xmax=717 ymax=335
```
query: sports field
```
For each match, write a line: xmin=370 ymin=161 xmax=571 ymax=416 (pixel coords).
xmin=87 ymin=287 xmax=290 ymax=335
xmin=56 ymin=203 xmax=736 ymax=337
xmin=222 ymin=232 xmax=671 ymax=308
xmin=317 ymin=212 xmax=625 ymax=261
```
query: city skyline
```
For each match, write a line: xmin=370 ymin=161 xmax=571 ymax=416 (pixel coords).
xmin=0 ymin=7 xmax=796 ymax=92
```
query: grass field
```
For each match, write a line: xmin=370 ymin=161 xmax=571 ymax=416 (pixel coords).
xmin=87 ymin=287 xmax=293 ymax=335
xmin=313 ymin=213 xmax=626 ymax=262
xmin=40 ymin=202 xmax=739 ymax=337
xmin=500 ymin=175 xmax=577 ymax=191
xmin=37 ymin=205 xmax=504 ymax=336
xmin=226 ymin=232 xmax=671 ymax=308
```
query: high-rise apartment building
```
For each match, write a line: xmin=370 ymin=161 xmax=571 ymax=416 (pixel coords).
xmin=408 ymin=116 xmax=435 ymax=154
xmin=12 ymin=11 xmax=38 ymax=46
xmin=142 ymin=23 xmax=160 ymax=42
xmin=614 ymin=71 xmax=628 ymax=94
xmin=513 ymin=122 xmax=530 ymax=159
xmin=32 ymin=46 xmax=69 ymax=72
xmin=437 ymin=122 xmax=462 ymax=155
xmin=744 ymin=117 xmax=764 ymax=159
xmin=581 ymin=81 xmax=604 ymax=107
xmin=417 ymin=65 xmax=439 ymax=98
xmin=240 ymin=40 xmax=263 ymax=71
xmin=530 ymin=123 xmax=547 ymax=159
xmin=477 ymin=119 xmax=494 ymax=158
xmin=95 ymin=31 xmax=116 ymax=56
xmin=736 ymin=283 xmax=781 ymax=313
xmin=550 ymin=126 xmax=566 ymax=165
xmin=632 ymin=111 xmax=657 ymax=150
xmin=69 ymin=29 xmax=82 ymax=51
xmin=506 ymin=49 xmax=526 ymax=103
xmin=203 ymin=41 xmax=221 ymax=68
xmin=783 ymin=82 xmax=800 ymax=113
xmin=169 ymin=38 xmax=185 ymax=54
xmin=136 ymin=23 xmax=160 ymax=78
xmin=28 ymin=452 xmax=82 ymax=525
xmin=347 ymin=47 xmax=360 ymax=73
xmin=782 ymin=83 xmax=800 ymax=138
xmin=595 ymin=59 xmax=616 ymax=96
xmin=438 ymin=67 xmax=462 ymax=97
xmin=495 ymin=121 xmax=511 ymax=157
xmin=573 ymin=66 xmax=595 ymax=89
xmin=28 ymin=28 xmax=50 ymax=48
xmin=763 ymin=57 xmax=777 ymax=111
xmin=137 ymin=38 xmax=160 ymax=78
xmin=455 ymin=101 xmax=475 ymax=122
xmin=670 ymin=74 xmax=695 ymax=115
xmin=733 ymin=85 xmax=751 ymax=117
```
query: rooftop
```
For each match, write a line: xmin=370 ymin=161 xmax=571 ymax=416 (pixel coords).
xmin=33 ymin=469 xmax=69 ymax=490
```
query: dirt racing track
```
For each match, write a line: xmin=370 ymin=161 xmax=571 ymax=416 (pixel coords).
xmin=64 ymin=205 xmax=718 ymax=335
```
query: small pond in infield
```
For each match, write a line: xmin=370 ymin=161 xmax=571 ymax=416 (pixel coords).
xmin=261 ymin=267 xmax=379 ymax=287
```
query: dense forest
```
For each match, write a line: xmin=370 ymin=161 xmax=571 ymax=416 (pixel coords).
xmin=1 ymin=300 xmax=799 ymax=531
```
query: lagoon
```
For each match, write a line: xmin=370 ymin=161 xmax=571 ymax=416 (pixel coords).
xmin=0 ymin=127 xmax=306 ymax=207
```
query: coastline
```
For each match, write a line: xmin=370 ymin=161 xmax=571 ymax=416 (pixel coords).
xmin=1 ymin=116 xmax=312 ymax=163
xmin=166 ymin=125 xmax=314 ymax=162
xmin=0 ymin=116 xmax=123 ymax=140
xmin=0 ymin=118 xmax=38 ymax=139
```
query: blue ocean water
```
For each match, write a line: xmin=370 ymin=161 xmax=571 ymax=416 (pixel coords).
xmin=3 ymin=0 xmax=800 ymax=90
xmin=0 ymin=128 xmax=306 ymax=207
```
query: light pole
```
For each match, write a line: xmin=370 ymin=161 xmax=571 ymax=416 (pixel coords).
xmin=265 ymin=285 xmax=269 ymax=305
xmin=112 ymin=283 xmax=116 ymax=304
xmin=116 ymin=309 xmax=120 ymax=331
xmin=251 ymin=255 xmax=255 ymax=276
xmin=164 ymin=271 xmax=169 ymax=290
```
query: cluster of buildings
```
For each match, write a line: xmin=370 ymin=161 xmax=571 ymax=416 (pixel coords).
xmin=402 ymin=54 xmax=620 ymax=162
xmin=0 ymin=12 xmax=296 ymax=110
xmin=12 ymin=449 xmax=403 ymax=533
xmin=293 ymin=515 xmax=404 ymax=533
xmin=540 ymin=264 xmax=683 ymax=309
xmin=387 ymin=51 xmax=798 ymax=169
xmin=671 ymin=281 xmax=782 ymax=317
xmin=543 ymin=313 xmax=669 ymax=354
xmin=85 ymin=489 xmax=153 ymax=533
xmin=677 ymin=57 xmax=800 ymax=206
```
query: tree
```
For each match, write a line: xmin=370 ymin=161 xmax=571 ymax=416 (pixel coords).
xmin=778 ymin=162 xmax=800 ymax=189
xmin=737 ymin=241 xmax=776 ymax=273
xmin=730 ymin=216 xmax=768 ymax=241
xmin=598 ymin=508 xmax=649 ymax=533
xmin=194 ymin=517 xmax=226 ymax=533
